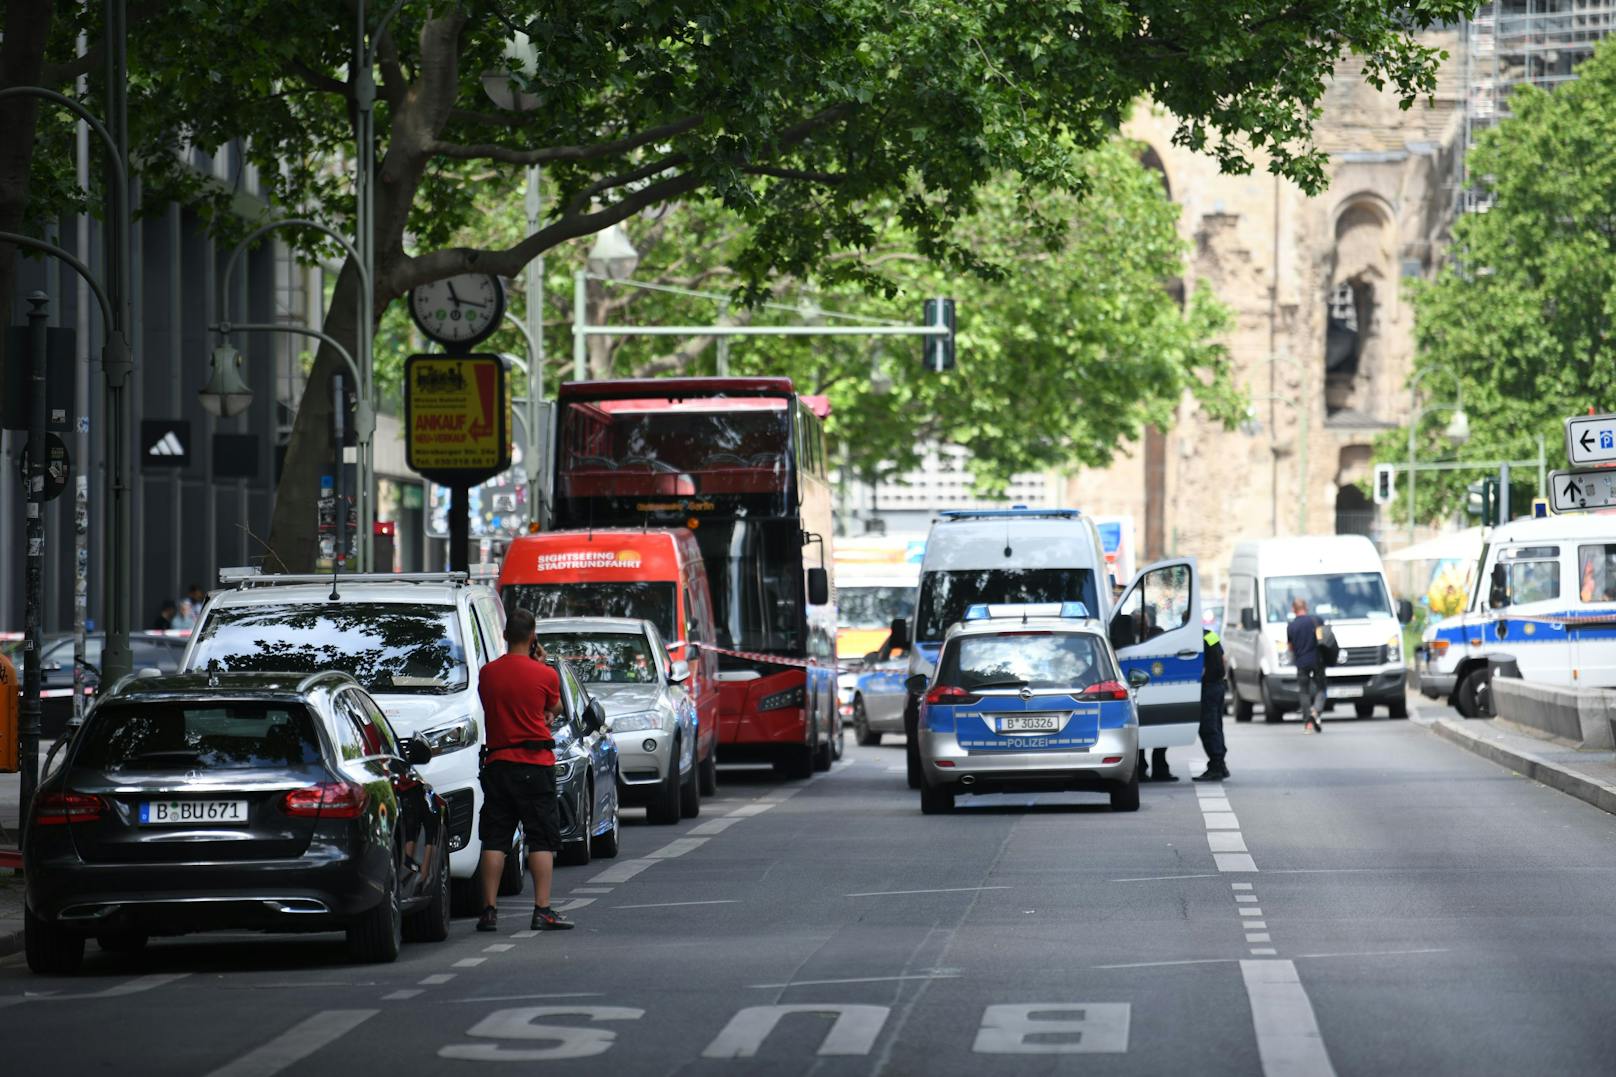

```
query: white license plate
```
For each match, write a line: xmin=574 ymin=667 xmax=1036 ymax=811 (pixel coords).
xmin=996 ymin=714 xmax=1062 ymax=733
xmin=139 ymin=800 xmax=249 ymax=825
xmin=1327 ymin=686 xmax=1364 ymax=699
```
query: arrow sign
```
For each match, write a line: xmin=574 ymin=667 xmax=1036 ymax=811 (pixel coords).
xmin=1550 ymin=467 xmax=1616 ymax=513
xmin=1565 ymin=413 xmax=1616 ymax=466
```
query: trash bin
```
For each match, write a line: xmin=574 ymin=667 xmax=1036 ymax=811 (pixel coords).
xmin=1481 ymin=655 xmax=1522 ymax=718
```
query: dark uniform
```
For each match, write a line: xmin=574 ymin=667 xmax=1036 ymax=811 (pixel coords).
xmin=1194 ymin=628 xmax=1229 ymax=782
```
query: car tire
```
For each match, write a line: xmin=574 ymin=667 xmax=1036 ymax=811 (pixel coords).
xmin=830 ymin=709 xmax=846 ymax=762
xmin=1234 ymin=691 xmax=1254 ymax=723
xmin=1388 ymin=697 xmax=1409 ymax=720
xmin=498 ymin=837 xmax=524 ymax=896
xmin=776 ymin=742 xmax=814 ymax=781
xmin=1456 ymin=668 xmax=1487 ymax=718
xmin=347 ymin=855 xmax=403 ymax=964
xmin=557 ymin=782 xmax=594 ymax=867
xmin=404 ymin=847 xmax=451 ymax=944
xmin=648 ymin=744 xmax=683 ymax=824
xmin=854 ymin=699 xmax=881 ymax=746
xmin=591 ymin=792 xmax=620 ymax=859
xmin=1260 ymin=677 xmax=1288 ymax=723
xmin=1110 ymin=766 xmax=1141 ymax=812
xmin=96 ymin=929 xmax=149 ymax=954
xmin=698 ymin=746 xmax=718 ymax=797
xmin=919 ymin=782 xmax=954 ymax=815
xmin=25 ymin=907 xmax=84 ymax=975
xmin=1354 ymin=701 xmax=1376 ymax=719
xmin=679 ymin=746 xmax=701 ymax=819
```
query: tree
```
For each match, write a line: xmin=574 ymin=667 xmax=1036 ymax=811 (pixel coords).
xmin=20 ymin=1 xmax=1470 ymax=568
xmin=1377 ymin=35 xmax=1616 ymax=525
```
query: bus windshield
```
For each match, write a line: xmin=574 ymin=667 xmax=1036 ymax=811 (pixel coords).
xmin=838 ymin=585 xmax=914 ymax=630
xmin=503 ymin=582 xmax=678 ymax=643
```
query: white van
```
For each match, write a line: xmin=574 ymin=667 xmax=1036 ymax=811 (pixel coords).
xmin=1420 ymin=514 xmax=1616 ymax=716
xmin=1224 ymin=536 xmax=1413 ymax=722
xmin=894 ymin=508 xmax=1205 ymax=786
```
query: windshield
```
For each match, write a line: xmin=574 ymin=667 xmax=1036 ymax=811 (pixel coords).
xmin=562 ymin=400 xmax=790 ymax=476
xmin=534 ymin=631 xmax=657 ymax=685
xmin=916 ymin=568 xmax=1099 ymax=642
xmin=937 ymin=632 xmax=1115 ymax=691
xmin=189 ymin=603 xmax=468 ymax=694
xmin=691 ymin=517 xmax=804 ymax=653
xmin=75 ymin=702 xmax=322 ymax=771
xmin=504 ymin=582 xmax=677 ymax=642
xmin=838 ymin=585 xmax=914 ymax=630
xmin=1264 ymin=573 xmax=1393 ymax=623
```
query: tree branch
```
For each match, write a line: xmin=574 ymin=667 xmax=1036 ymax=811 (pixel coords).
xmin=564 ymin=153 xmax=687 ymax=215
xmin=739 ymin=165 xmax=845 ymax=185
xmin=429 ymin=114 xmax=704 ymax=166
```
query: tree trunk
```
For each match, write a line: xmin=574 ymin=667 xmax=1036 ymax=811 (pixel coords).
xmin=0 ymin=0 xmax=55 ymax=366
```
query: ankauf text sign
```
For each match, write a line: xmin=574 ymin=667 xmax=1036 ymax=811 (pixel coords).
xmin=404 ymin=354 xmax=511 ymax=486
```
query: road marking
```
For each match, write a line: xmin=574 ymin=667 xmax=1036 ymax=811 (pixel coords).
xmin=847 ymin=885 xmax=1011 ymax=898
xmin=1110 ymin=873 xmax=1222 ymax=883
xmin=1232 ymin=882 xmax=1254 ymax=891
xmin=420 ymin=974 xmax=456 ymax=985
xmin=510 ymin=930 xmax=538 ymax=939
xmin=0 ymin=972 xmax=190 ymax=1009
xmin=688 ymin=816 xmax=743 ymax=836
xmin=447 ymin=992 xmax=605 ymax=1004
xmin=588 ymin=858 xmax=656 ymax=884
xmin=1238 ymin=908 xmax=1264 ymax=918
xmin=1294 ymin=948 xmax=1449 ymax=960
xmin=454 ymin=958 xmax=488 ymax=968
xmin=1247 ymin=933 xmax=1272 ymax=943
xmin=747 ymin=973 xmax=962 ymax=989
xmin=1092 ymin=957 xmax=1237 ymax=970
xmin=1207 ymin=832 xmax=1248 ymax=853
xmin=1246 ymin=921 xmax=1267 ymax=929
xmin=442 ymin=1006 xmax=644 ymax=1062
xmin=704 ymin=1004 xmax=888 ymax=1057
xmin=1203 ymin=812 xmax=1241 ymax=829
xmin=484 ymin=944 xmax=514 ymax=953
xmin=973 ymin=1003 xmax=1130 ymax=1054
xmin=1236 ymin=895 xmax=1259 ymax=903
xmin=571 ymin=887 xmax=614 ymax=895
xmin=1215 ymin=853 xmax=1259 ymax=872
xmin=612 ymin=899 xmax=739 ymax=910
xmin=550 ymin=897 xmax=596 ymax=912
xmin=1239 ymin=960 xmax=1336 ymax=1077
xmin=205 ymin=1009 xmax=378 ymax=1077
xmin=1194 ymin=783 xmax=1223 ymax=797
xmin=1250 ymin=948 xmax=1278 ymax=956
xmin=647 ymin=837 xmax=708 ymax=858
xmin=383 ymin=990 xmax=423 ymax=1001
xmin=1199 ymin=797 xmax=1232 ymax=812
xmin=728 ymin=803 xmax=774 ymax=817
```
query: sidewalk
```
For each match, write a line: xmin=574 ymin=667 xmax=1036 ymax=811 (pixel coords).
xmin=1426 ymin=713 xmax=1616 ymax=816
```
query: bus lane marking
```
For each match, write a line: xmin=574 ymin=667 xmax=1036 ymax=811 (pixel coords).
xmin=205 ymin=1009 xmax=379 ymax=1077
xmin=1239 ymin=960 xmax=1336 ymax=1077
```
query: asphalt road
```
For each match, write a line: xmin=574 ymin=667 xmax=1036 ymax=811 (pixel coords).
xmin=4 ymin=705 xmax=1616 ymax=1076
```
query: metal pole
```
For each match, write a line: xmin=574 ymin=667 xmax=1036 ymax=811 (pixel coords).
xmin=20 ymin=294 xmax=49 ymax=807
xmin=573 ymin=269 xmax=588 ymax=381
xmin=333 ymin=374 xmax=348 ymax=565
xmin=1537 ymin=434 xmax=1546 ymax=497
xmin=1499 ymin=462 xmax=1510 ymax=526
xmin=525 ymin=166 xmax=544 ymax=401
xmin=102 ymin=0 xmax=135 ymax=683
xmin=449 ymin=485 xmax=470 ymax=573
xmin=716 ymin=300 xmax=730 ymax=376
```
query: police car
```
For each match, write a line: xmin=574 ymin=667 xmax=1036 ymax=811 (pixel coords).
xmin=908 ymin=603 xmax=1148 ymax=814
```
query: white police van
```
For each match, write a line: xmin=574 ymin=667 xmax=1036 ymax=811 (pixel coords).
xmin=893 ymin=508 xmax=1204 ymax=788
xmin=910 ymin=602 xmax=1148 ymax=814
xmin=1420 ymin=514 xmax=1616 ymax=715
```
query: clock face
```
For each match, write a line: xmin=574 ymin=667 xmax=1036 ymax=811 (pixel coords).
xmin=409 ymin=273 xmax=505 ymax=347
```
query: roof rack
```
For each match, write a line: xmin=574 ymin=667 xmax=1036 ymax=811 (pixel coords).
xmin=218 ymin=568 xmax=473 ymax=589
xmin=936 ymin=507 xmax=1081 ymax=520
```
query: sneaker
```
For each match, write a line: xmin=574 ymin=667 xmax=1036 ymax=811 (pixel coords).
xmin=532 ymin=906 xmax=574 ymax=931
xmin=1303 ymin=722 xmax=1318 ymax=734
xmin=475 ymin=906 xmax=498 ymax=932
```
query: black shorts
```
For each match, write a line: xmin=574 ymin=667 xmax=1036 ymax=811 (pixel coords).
xmin=478 ymin=762 xmax=562 ymax=854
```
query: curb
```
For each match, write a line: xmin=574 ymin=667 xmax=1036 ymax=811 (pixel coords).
xmin=1431 ymin=717 xmax=1616 ymax=816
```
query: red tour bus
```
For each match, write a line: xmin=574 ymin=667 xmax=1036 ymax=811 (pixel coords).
xmin=496 ymin=527 xmax=721 ymax=790
xmin=551 ymin=377 xmax=839 ymax=778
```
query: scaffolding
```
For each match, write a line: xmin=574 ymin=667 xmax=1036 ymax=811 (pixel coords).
xmin=1462 ymin=1 xmax=1616 ymax=210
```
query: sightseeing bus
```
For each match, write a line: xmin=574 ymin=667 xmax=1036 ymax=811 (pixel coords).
xmin=550 ymin=377 xmax=839 ymax=778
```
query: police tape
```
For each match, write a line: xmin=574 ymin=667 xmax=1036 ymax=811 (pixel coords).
xmin=704 ymin=645 xmax=823 ymax=671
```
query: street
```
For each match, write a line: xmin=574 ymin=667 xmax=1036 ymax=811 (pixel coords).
xmin=5 ymin=703 xmax=1615 ymax=1076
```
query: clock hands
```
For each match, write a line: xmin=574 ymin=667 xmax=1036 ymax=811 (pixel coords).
xmin=443 ymin=281 xmax=487 ymax=309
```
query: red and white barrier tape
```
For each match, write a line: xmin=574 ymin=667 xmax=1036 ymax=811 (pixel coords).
xmin=705 ymin=645 xmax=822 ymax=671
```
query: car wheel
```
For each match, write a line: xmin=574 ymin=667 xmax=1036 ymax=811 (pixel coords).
xmin=648 ymin=742 xmax=683 ymax=823
xmin=1388 ymin=697 xmax=1409 ymax=720
xmin=1456 ymin=668 xmax=1487 ymax=718
xmin=854 ymin=699 xmax=881 ymax=746
xmin=1110 ymin=766 xmax=1141 ymax=812
xmin=1260 ymin=676 xmax=1288 ymax=723
xmin=1354 ymin=701 xmax=1375 ymax=719
xmin=347 ymin=854 xmax=402 ymax=964
xmin=591 ymin=791 xmax=621 ymax=859
xmin=919 ymin=782 xmax=954 ymax=815
xmin=498 ymin=836 xmax=524 ymax=896
xmin=679 ymin=746 xmax=701 ymax=819
xmin=25 ymin=907 xmax=84 ymax=975
xmin=698 ymin=744 xmax=718 ymax=797
xmin=557 ymin=781 xmax=594 ymax=867
xmin=1234 ymin=690 xmax=1254 ymax=723
xmin=96 ymin=930 xmax=149 ymax=954
xmin=404 ymin=846 xmax=451 ymax=944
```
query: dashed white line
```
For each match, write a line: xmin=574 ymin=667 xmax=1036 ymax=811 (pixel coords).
xmin=1199 ymin=797 xmax=1233 ymax=812
xmin=688 ymin=816 xmax=744 ymax=836
xmin=1250 ymin=948 xmax=1278 ymax=956
xmin=647 ymin=836 xmax=708 ymax=859
xmin=419 ymin=974 xmax=455 ymax=985
xmin=846 ymin=886 xmax=1011 ymax=898
xmin=204 ymin=1009 xmax=378 ymax=1077
xmin=1240 ymin=960 xmax=1336 ymax=1076
xmin=1208 ymin=832 xmax=1249 ymax=854
xmin=452 ymin=958 xmax=487 ymax=969
xmin=1232 ymin=882 xmax=1254 ymax=891
xmin=588 ymin=858 xmax=657 ymax=884
xmin=1236 ymin=895 xmax=1259 ymax=903
xmin=727 ymin=803 xmax=774 ymax=817
xmin=483 ymin=944 xmax=514 ymax=953
xmin=571 ymin=887 xmax=614 ymax=895
xmin=1203 ymin=812 xmax=1241 ymax=829
xmin=1238 ymin=908 xmax=1264 ymax=918
xmin=1246 ymin=921 xmax=1268 ymax=929
xmin=1110 ymin=873 xmax=1222 ymax=883
xmin=1215 ymin=853 xmax=1259 ymax=872
xmin=382 ymin=989 xmax=422 ymax=1001
xmin=1247 ymin=933 xmax=1272 ymax=943
xmin=551 ymin=897 xmax=596 ymax=912
xmin=1093 ymin=957 xmax=1238 ymax=970
xmin=612 ymin=899 xmax=739 ymax=910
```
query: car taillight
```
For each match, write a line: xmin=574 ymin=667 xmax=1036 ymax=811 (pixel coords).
xmin=925 ymin=685 xmax=980 ymax=705
xmin=1079 ymin=680 xmax=1130 ymax=701
xmin=32 ymin=791 xmax=104 ymax=825
xmin=282 ymin=781 xmax=367 ymax=819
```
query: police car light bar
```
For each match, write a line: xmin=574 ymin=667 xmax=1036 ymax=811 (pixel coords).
xmin=962 ymin=601 xmax=1090 ymax=621
xmin=937 ymin=508 xmax=1081 ymax=520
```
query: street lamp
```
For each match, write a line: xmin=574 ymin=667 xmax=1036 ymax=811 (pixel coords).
xmin=586 ymin=224 xmax=640 ymax=281
xmin=198 ymin=345 xmax=254 ymax=417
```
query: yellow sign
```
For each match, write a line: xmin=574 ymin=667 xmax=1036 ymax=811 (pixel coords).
xmin=404 ymin=354 xmax=511 ymax=483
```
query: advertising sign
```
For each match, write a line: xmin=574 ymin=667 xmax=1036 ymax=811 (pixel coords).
xmin=404 ymin=354 xmax=511 ymax=485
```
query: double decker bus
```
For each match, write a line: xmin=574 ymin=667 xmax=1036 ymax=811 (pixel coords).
xmin=551 ymin=377 xmax=839 ymax=778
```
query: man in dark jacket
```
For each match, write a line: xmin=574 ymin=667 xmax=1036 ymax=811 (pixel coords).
xmin=1194 ymin=626 xmax=1230 ymax=782
xmin=1287 ymin=596 xmax=1325 ymax=732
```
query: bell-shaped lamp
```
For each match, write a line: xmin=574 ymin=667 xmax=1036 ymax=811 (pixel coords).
xmin=586 ymin=223 xmax=640 ymax=281
xmin=199 ymin=345 xmax=254 ymax=418
xmin=1444 ymin=408 xmax=1470 ymax=445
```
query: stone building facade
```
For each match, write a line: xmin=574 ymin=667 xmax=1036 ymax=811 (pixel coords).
xmin=1064 ymin=32 xmax=1468 ymax=597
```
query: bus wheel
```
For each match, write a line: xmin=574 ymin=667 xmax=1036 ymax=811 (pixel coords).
xmin=776 ymin=744 xmax=814 ymax=781
xmin=813 ymin=722 xmax=834 ymax=772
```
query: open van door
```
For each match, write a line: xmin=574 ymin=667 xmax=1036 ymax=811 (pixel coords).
xmin=1108 ymin=558 xmax=1203 ymax=750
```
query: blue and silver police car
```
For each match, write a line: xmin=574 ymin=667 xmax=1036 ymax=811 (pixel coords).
xmin=910 ymin=603 xmax=1148 ymax=814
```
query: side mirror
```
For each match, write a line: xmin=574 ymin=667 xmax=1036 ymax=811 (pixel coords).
xmin=1489 ymin=564 xmax=1509 ymax=610
xmin=400 ymin=737 xmax=433 ymax=766
xmin=1239 ymin=608 xmax=1259 ymax=632
xmin=668 ymin=660 xmax=690 ymax=684
xmin=1397 ymin=598 xmax=1414 ymax=625
xmin=585 ymin=699 xmax=608 ymax=734
xmin=1127 ymin=668 xmax=1152 ymax=689
xmin=905 ymin=673 xmax=929 ymax=696
xmin=889 ymin=618 xmax=911 ymax=650
xmin=806 ymin=567 xmax=830 ymax=607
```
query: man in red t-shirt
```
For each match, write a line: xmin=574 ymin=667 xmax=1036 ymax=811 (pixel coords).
xmin=474 ymin=606 xmax=574 ymax=932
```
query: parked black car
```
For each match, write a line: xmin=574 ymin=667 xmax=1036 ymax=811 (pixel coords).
xmin=36 ymin=633 xmax=190 ymax=739
xmin=23 ymin=670 xmax=451 ymax=973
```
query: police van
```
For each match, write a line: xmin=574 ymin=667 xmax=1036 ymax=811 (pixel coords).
xmin=908 ymin=602 xmax=1148 ymax=813
xmin=893 ymin=508 xmax=1204 ymax=788
xmin=1420 ymin=514 xmax=1616 ymax=716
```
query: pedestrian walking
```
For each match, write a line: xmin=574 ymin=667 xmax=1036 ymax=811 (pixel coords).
xmin=1287 ymin=596 xmax=1326 ymax=732
xmin=1194 ymin=624 xmax=1230 ymax=781
xmin=472 ymin=606 xmax=575 ymax=933
xmin=151 ymin=599 xmax=176 ymax=630
xmin=171 ymin=597 xmax=197 ymax=631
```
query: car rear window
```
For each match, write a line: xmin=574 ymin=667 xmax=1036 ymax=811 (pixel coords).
xmin=74 ymin=702 xmax=324 ymax=771
xmin=937 ymin=632 xmax=1115 ymax=691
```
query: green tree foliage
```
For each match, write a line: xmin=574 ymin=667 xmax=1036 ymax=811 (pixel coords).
xmin=1378 ymin=36 xmax=1616 ymax=525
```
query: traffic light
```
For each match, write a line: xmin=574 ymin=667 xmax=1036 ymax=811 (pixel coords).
xmin=922 ymin=297 xmax=956 ymax=372
xmin=1465 ymin=477 xmax=1500 ymax=521
xmin=1372 ymin=464 xmax=1396 ymax=505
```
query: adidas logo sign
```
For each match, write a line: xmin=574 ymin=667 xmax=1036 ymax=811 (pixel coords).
xmin=148 ymin=431 xmax=185 ymax=456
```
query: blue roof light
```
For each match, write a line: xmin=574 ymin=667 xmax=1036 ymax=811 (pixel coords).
xmin=962 ymin=601 xmax=1089 ymax=622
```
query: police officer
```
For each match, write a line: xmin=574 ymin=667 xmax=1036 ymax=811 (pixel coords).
xmin=1193 ymin=624 xmax=1230 ymax=782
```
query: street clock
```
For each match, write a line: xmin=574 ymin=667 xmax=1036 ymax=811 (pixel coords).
xmin=409 ymin=272 xmax=506 ymax=349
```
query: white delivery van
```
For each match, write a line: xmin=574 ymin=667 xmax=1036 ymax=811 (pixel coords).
xmin=1420 ymin=514 xmax=1616 ymax=716
xmin=893 ymin=508 xmax=1204 ymax=787
xmin=1224 ymin=535 xmax=1413 ymax=722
